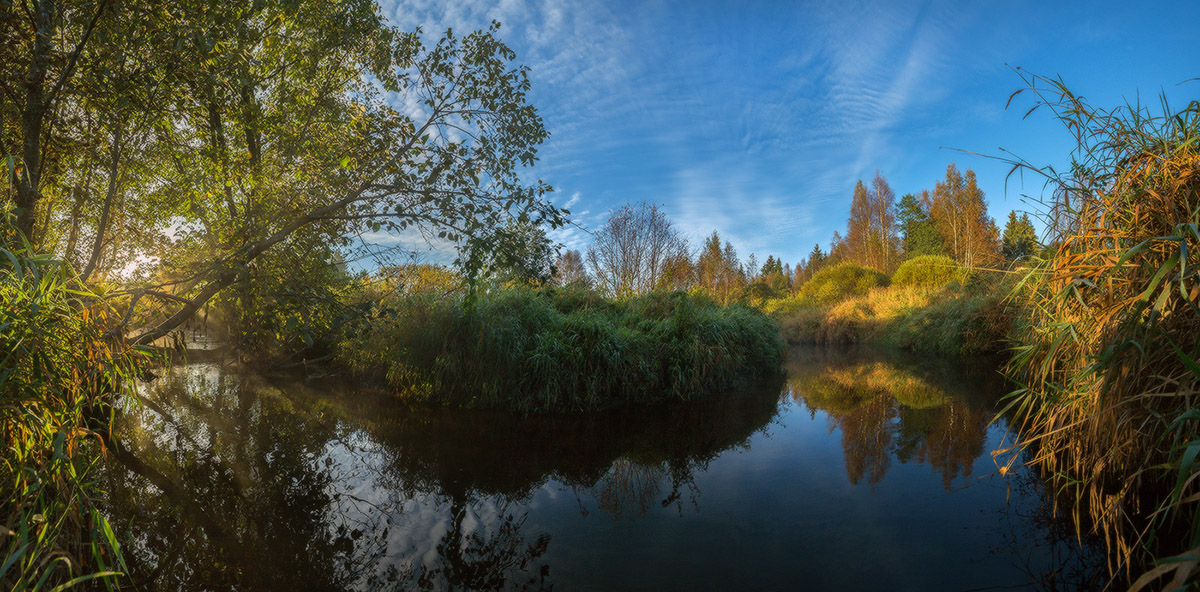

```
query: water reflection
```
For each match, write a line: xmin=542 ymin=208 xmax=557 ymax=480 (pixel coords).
xmin=786 ymin=346 xmax=1002 ymax=489
xmin=102 ymin=364 xmax=784 ymax=590
xmin=99 ymin=348 xmax=1105 ymax=591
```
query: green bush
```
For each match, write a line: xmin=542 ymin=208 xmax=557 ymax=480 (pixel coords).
xmin=2 ymin=239 xmax=142 ymax=590
xmin=795 ymin=262 xmax=888 ymax=305
xmin=337 ymin=287 xmax=784 ymax=413
xmin=890 ymin=255 xmax=969 ymax=289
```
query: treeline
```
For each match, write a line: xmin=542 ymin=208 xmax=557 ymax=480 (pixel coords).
xmin=537 ymin=164 xmax=1038 ymax=310
xmin=824 ymin=164 xmax=1038 ymax=277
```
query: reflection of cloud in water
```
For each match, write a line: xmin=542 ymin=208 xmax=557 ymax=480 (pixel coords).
xmin=101 ymin=363 xmax=783 ymax=590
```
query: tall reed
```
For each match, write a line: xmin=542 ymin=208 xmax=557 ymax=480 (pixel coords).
xmin=2 ymin=229 xmax=143 ymax=590
xmin=1000 ymin=72 xmax=1200 ymax=589
xmin=338 ymin=286 xmax=784 ymax=413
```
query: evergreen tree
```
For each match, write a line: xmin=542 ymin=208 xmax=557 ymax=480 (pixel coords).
xmin=896 ymin=192 xmax=946 ymax=258
xmin=1001 ymin=212 xmax=1040 ymax=261
xmin=761 ymin=255 xmax=783 ymax=278
xmin=794 ymin=244 xmax=826 ymax=288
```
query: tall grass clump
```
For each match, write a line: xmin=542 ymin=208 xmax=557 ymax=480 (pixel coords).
xmin=776 ymin=271 xmax=1016 ymax=356
xmin=766 ymin=263 xmax=888 ymax=318
xmin=891 ymin=255 xmax=970 ymax=289
xmin=1001 ymin=72 xmax=1200 ymax=588
xmin=338 ymin=286 xmax=784 ymax=413
xmin=2 ymin=232 xmax=142 ymax=590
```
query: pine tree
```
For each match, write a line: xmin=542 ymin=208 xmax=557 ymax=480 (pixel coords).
xmin=896 ymin=192 xmax=946 ymax=258
xmin=794 ymin=244 xmax=826 ymax=288
xmin=1001 ymin=212 xmax=1039 ymax=261
xmin=761 ymin=255 xmax=783 ymax=277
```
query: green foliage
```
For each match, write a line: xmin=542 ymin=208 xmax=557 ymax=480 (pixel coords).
xmin=223 ymin=245 xmax=363 ymax=360
xmin=773 ymin=271 xmax=1017 ymax=356
xmin=896 ymin=193 xmax=947 ymax=258
xmin=2 ymin=233 xmax=144 ymax=590
xmin=742 ymin=281 xmax=776 ymax=305
xmin=337 ymin=287 xmax=784 ymax=413
xmin=890 ymin=255 xmax=969 ymax=289
xmin=795 ymin=262 xmax=888 ymax=306
xmin=880 ymin=278 xmax=1016 ymax=356
xmin=1000 ymin=211 xmax=1039 ymax=261
xmin=760 ymin=255 xmax=783 ymax=278
xmin=4 ymin=2 xmax=568 ymax=347
xmin=1000 ymin=71 xmax=1200 ymax=587
xmin=469 ymin=218 xmax=557 ymax=287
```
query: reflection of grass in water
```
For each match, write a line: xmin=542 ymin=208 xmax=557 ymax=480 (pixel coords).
xmin=102 ymin=364 xmax=786 ymax=590
xmin=789 ymin=362 xmax=948 ymax=414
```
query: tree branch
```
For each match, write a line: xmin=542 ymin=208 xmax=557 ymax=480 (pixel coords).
xmin=45 ymin=0 xmax=111 ymax=108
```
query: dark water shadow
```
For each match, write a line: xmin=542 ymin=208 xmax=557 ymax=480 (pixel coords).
xmin=100 ymin=364 xmax=785 ymax=591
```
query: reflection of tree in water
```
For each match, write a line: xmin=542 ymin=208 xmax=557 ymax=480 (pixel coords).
xmin=787 ymin=347 xmax=1003 ymax=488
xmin=595 ymin=459 xmax=668 ymax=518
xmin=100 ymin=364 xmax=784 ymax=590
xmin=102 ymin=365 xmax=401 ymax=590
xmin=405 ymin=498 xmax=552 ymax=592
xmin=838 ymin=394 xmax=896 ymax=486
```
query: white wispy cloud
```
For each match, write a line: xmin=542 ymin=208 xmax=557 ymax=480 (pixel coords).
xmin=372 ymin=1 xmax=1015 ymax=266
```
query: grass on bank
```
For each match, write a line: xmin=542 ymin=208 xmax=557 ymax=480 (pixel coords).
xmin=999 ymin=75 xmax=1200 ymax=589
xmin=337 ymin=286 xmax=785 ymax=414
xmin=1 ymin=237 xmax=144 ymax=590
xmin=767 ymin=258 xmax=1018 ymax=357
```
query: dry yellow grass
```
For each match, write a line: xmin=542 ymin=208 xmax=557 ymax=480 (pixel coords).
xmin=1000 ymin=72 xmax=1200 ymax=588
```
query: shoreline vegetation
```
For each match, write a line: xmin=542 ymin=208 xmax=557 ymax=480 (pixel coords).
xmin=764 ymin=258 xmax=1019 ymax=356
xmin=0 ymin=2 xmax=1196 ymax=587
xmin=1 ymin=238 xmax=143 ymax=590
xmin=338 ymin=286 xmax=785 ymax=413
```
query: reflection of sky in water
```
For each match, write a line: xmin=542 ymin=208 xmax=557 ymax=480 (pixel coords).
xmin=103 ymin=347 xmax=1104 ymax=591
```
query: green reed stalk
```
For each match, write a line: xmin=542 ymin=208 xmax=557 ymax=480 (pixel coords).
xmin=998 ymin=71 xmax=1200 ymax=589
xmin=2 ymin=224 xmax=145 ymax=590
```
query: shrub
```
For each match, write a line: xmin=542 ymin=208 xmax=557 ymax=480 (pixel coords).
xmin=795 ymin=262 xmax=888 ymax=306
xmin=2 ymin=238 xmax=143 ymax=590
xmin=891 ymin=255 xmax=969 ymax=289
xmin=1001 ymin=74 xmax=1200 ymax=586
xmin=775 ymin=271 xmax=1017 ymax=356
xmin=337 ymin=287 xmax=785 ymax=413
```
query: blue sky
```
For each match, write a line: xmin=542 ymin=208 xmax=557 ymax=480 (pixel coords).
xmin=379 ymin=0 xmax=1200 ymax=268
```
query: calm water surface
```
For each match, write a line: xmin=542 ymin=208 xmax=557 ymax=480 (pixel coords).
xmin=100 ymin=346 xmax=1104 ymax=590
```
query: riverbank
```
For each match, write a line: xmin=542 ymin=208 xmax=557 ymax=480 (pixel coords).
xmin=765 ymin=259 xmax=1020 ymax=357
xmin=336 ymin=286 xmax=786 ymax=413
xmin=1 ymin=245 xmax=140 ymax=590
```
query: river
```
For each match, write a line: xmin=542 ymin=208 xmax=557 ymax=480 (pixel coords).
xmin=99 ymin=345 xmax=1105 ymax=591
